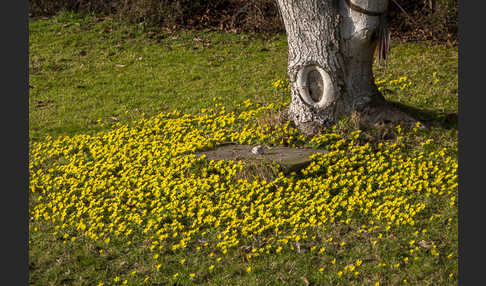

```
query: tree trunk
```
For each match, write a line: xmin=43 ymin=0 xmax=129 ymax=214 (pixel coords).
xmin=277 ymin=0 xmax=415 ymax=134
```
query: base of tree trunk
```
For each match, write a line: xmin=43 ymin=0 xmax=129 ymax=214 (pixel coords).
xmin=355 ymin=96 xmax=418 ymax=126
xmin=280 ymin=97 xmax=418 ymax=136
xmin=276 ymin=0 xmax=416 ymax=135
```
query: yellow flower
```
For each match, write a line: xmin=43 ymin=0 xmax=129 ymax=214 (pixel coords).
xmin=189 ymin=273 xmax=196 ymax=278
xmin=28 ymin=97 xmax=458 ymax=285
xmin=246 ymin=266 xmax=252 ymax=273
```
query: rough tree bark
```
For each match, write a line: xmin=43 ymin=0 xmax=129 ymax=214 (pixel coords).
xmin=277 ymin=0 xmax=416 ymax=135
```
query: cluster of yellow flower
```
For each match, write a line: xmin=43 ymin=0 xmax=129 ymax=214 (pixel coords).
xmin=374 ymin=75 xmax=414 ymax=92
xmin=272 ymin=78 xmax=290 ymax=91
xmin=29 ymin=99 xmax=457 ymax=282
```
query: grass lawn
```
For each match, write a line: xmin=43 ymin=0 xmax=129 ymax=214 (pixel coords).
xmin=29 ymin=12 xmax=458 ymax=286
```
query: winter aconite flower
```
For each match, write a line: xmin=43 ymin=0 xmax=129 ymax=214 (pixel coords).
xmin=29 ymin=91 xmax=457 ymax=283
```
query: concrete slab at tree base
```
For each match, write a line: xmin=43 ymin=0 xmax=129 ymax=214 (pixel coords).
xmin=196 ymin=143 xmax=328 ymax=173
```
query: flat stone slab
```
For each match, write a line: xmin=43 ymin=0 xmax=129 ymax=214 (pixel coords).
xmin=196 ymin=143 xmax=328 ymax=173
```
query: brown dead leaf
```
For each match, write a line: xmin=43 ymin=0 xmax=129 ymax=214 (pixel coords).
xmin=119 ymin=261 xmax=127 ymax=267
xmin=295 ymin=242 xmax=301 ymax=253
xmin=35 ymin=99 xmax=54 ymax=108
xmin=300 ymin=276 xmax=310 ymax=286
xmin=418 ymin=239 xmax=433 ymax=249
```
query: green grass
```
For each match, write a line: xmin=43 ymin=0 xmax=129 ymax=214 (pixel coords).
xmin=29 ymin=12 xmax=457 ymax=144
xmin=29 ymin=12 xmax=288 ymax=142
xmin=29 ymin=11 xmax=458 ymax=286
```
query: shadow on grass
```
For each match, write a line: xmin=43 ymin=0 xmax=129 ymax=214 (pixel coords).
xmin=390 ymin=101 xmax=458 ymax=130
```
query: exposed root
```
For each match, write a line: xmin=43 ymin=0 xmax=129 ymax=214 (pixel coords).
xmin=280 ymin=96 xmax=421 ymax=137
xmin=356 ymin=97 xmax=419 ymax=128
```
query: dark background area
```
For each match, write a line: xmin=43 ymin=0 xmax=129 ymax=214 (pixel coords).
xmin=29 ymin=0 xmax=458 ymax=45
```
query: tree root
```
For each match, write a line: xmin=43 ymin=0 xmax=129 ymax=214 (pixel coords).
xmin=278 ymin=97 xmax=421 ymax=136
xmin=355 ymin=97 xmax=419 ymax=128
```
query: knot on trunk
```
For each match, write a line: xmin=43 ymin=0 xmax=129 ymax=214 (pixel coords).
xmin=295 ymin=65 xmax=335 ymax=109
